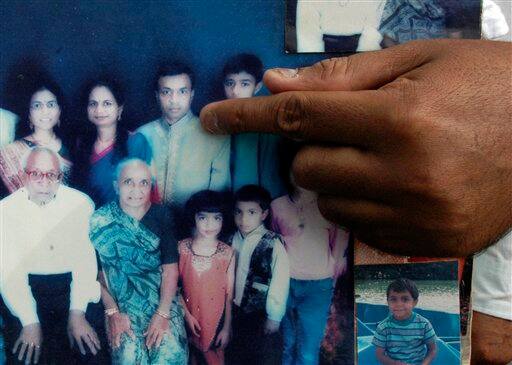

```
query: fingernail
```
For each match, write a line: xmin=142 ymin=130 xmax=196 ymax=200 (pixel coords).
xmin=202 ymin=110 xmax=222 ymax=133
xmin=273 ymin=68 xmax=299 ymax=78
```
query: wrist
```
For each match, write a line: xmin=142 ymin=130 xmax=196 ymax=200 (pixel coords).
xmin=22 ymin=321 xmax=41 ymax=328
xmin=104 ymin=307 xmax=120 ymax=317
xmin=155 ymin=308 xmax=171 ymax=320
xmin=157 ymin=305 xmax=171 ymax=314
xmin=69 ymin=309 xmax=86 ymax=318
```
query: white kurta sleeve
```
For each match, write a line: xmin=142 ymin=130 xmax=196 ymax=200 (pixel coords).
xmin=482 ymin=0 xmax=510 ymax=40
xmin=266 ymin=239 xmax=290 ymax=322
xmin=357 ymin=1 xmax=385 ymax=51
xmin=68 ymin=199 xmax=101 ymax=312
xmin=297 ymin=0 xmax=324 ymax=52
xmin=0 ymin=201 xmax=39 ymax=326
xmin=1 ymin=258 xmax=39 ymax=326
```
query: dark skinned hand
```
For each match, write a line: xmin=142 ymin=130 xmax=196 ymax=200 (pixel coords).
xmin=201 ymin=39 xmax=512 ymax=257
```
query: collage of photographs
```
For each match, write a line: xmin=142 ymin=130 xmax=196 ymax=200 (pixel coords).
xmin=1 ymin=1 xmax=510 ymax=365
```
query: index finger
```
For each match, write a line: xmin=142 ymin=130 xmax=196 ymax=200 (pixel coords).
xmin=200 ymin=89 xmax=398 ymax=148
xmin=264 ymin=40 xmax=434 ymax=94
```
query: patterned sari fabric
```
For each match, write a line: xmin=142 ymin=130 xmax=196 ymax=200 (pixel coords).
xmin=90 ymin=201 xmax=188 ymax=364
xmin=380 ymin=0 xmax=447 ymax=43
xmin=0 ymin=139 xmax=72 ymax=194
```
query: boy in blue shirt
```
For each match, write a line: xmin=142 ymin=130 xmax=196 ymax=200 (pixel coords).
xmin=373 ymin=278 xmax=437 ymax=365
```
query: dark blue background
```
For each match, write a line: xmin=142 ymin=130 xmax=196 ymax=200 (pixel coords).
xmin=1 ymin=0 xmax=323 ymax=128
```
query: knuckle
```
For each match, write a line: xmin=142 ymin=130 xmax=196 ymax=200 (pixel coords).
xmin=381 ymin=76 xmax=417 ymax=105
xmin=393 ymin=40 xmax=431 ymax=68
xmin=274 ymin=92 xmax=310 ymax=138
xmin=318 ymin=58 xmax=343 ymax=80
xmin=381 ymin=78 xmax=435 ymax=142
xmin=314 ymin=57 xmax=353 ymax=85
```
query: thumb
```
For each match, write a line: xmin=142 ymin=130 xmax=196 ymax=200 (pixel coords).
xmin=264 ymin=40 xmax=433 ymax=93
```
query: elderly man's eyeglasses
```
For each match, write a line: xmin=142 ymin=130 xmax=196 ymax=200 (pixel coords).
xmin=25 ymin=170 xmax=63 ymax=183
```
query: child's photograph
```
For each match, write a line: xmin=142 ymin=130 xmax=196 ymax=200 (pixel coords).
xmin=355 ymin=261 xmax=461 ymax=365
xmin=285 ymin=0 xmax=482 ymax=54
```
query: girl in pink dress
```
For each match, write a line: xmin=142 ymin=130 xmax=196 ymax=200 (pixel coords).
xmin=179 ymin=190 xmax=235 ymax=365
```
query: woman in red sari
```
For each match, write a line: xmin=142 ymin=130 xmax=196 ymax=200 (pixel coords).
xmin=0 ymin=74 xmax=72 ymax=197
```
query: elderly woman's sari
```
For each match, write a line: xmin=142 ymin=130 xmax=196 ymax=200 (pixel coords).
xmin=90 ymin=201 xmax=188 ymax=364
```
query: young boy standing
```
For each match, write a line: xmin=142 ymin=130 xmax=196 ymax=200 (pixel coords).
xmin=223 ymin=54 xmax=285 ymax=199
xmin=373 ymin=278 xmax=438 ymax=365
xmin=228 ymin=185 xmax=290 ymax=364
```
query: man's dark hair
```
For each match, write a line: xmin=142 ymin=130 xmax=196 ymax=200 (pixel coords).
xmin=153 ymin=60 xmax=195 ymax=91
xmin=234 ymin=184 xmax=272 ymax=211
xmin=386 ymin=278 xmax=419 ymax=301
xmin=222 ymin=53 xmax=263 ymax=82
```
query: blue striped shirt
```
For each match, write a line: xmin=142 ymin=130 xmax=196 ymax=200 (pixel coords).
xmin=372 ymin=312 xmax=436 ymax=364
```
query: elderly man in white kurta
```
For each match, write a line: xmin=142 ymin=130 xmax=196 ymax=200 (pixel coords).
xmin=0 ymin=147 xmax=103 ymax=364
xmin=296 ymin=0 xmax=386 ymax=52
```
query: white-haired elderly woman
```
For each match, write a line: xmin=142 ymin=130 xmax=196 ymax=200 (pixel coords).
xmin=89 ymin=158 xmax=188 ymax=364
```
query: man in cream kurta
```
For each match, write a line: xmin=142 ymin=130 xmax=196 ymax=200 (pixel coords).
xmin=136 ymin=61 xmax=230 ymax=210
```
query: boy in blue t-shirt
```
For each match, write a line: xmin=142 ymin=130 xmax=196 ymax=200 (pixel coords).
xmin=373 ymin=278 xmax=437 ymax=365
